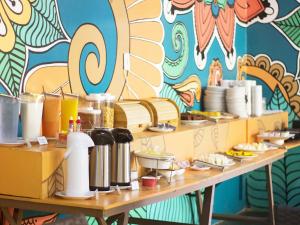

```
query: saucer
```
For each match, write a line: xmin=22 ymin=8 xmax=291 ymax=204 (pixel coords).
xmin=0 ymin=139 xmax=25 ymax=147
xmin=55 ymin=191 xmax=95 ymax=200
xmin=148 ymin=127 xmax=174 ymax=133
xmin=181 ymin=120 xmax=208 ymax=126
xmin=96 ymin=188 xmax=115 ymax=194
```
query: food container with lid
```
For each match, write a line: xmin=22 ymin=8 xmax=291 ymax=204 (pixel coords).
xmin=135 ymin=150 xmax=175 ymax=170
xmin=20 ymin=93 xmax=44 ymax=141
xmin=0 ymin=94 xmax=20 ymax=143
xmin=78 ymin=107 xmax=101 ymax=130
xmin=84 ymin=93 xmax=115 ymax=128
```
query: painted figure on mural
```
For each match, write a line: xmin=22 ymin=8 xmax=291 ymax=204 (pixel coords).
xmin=164 ymin=0 xmax=279 ymax=70
xmin=208 ymin=59 xmax=223 ymax=86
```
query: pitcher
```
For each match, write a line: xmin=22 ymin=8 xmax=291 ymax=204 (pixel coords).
xmin=65 ymin=132 xmax=94 ymax=197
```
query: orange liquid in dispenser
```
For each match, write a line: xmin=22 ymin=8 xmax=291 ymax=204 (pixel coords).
xmin=42 ymin=97 xmax=61 ymax=138
xmin=61 ymin=97 xmax=79 ymax=132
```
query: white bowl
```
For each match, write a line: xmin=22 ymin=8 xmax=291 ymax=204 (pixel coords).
xmin=136 ymin=156 xmax=173 ymax=169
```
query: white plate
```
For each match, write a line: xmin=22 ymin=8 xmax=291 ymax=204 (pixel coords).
xmin=257 ymin=134 xmax=294 ymax=140
xmin=0 ymin=140 xmax=25 ymax=147
xmin=190 ymin=165 xmax=211 ymax=171
xmin=226 ymin=153 xmax=258 ymax=159
xmin=148 ymin=127 xmax=174 ymax=133
xmin=55 ymin=191 xmax=95 ymax=200
xmin=181 ymin=120 xmax=208 ymax=126
xmin=233 ymin=146 xmax=276 ymax=152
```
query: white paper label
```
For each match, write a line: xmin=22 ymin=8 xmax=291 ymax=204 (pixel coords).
xmin=37 ymin=136 xmax=48 ymax=145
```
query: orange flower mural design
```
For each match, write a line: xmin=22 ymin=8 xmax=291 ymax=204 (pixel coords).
xmin=164 ymin=0 xmax=278 ymax=70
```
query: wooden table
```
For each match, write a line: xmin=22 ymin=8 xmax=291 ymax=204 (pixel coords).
xmin=0 ymin=149 xmax=286 ymax=225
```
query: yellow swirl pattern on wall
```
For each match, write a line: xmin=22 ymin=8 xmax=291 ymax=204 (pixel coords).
xmin=68 ymin=24 xmax=107 ymax=94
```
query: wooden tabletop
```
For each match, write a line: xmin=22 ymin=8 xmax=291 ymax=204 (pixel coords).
xmin=285 ymin=139 xmax=300 ymax=150
xmin=0 ymin=149 xmax=286 ymax=217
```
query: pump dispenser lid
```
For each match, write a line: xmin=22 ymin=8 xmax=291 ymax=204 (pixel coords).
xmin=112 ymin=128 xmax=133 ymax=143
xmin=91 ymin=128 xmax=115 ymax=146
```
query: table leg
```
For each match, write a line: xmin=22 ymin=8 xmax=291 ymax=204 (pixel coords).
xmin=117 ymin=212 xmax=129 ymax=225
xmin=13 ymin=209 xmax=23 ymax=225
xmin=265 ymin=164 xmax=276 ymax=225
xmin=200 ymin=185 xmax=215 ymax=225
xmin=106 ymin=214 xmax=122 ymax=225
xmin=195 ymin=190 xmax=203 ymax=224
xmin=96 ymin=216 xmax=108 ymax=225
xmin=96 ymin=212 xmax=128 ymax=225
xmin=1 ymin=208 xmax=23 ymax=225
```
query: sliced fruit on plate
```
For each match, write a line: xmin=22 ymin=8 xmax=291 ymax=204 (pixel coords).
xmin=226 ymin=150 xmax=255 ymax=157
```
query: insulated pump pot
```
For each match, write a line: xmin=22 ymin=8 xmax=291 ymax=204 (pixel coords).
xmin=111 ymin=128 xmax=133 ymax=186
xmin=89 ymin=129 xmax=115 ymax=191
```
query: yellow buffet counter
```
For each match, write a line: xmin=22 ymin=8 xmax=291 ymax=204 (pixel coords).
xmin=0 ymin=111 xmax=290 ymax=200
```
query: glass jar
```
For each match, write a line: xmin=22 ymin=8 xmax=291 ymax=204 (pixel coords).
xmin=85 ymin=93 xmax=115 ymax=128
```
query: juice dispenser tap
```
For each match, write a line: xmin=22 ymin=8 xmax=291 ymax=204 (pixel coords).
xmin=65 ymin=132 xmax=94 ymax=197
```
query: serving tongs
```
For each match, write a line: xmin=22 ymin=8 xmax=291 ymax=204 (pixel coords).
xmin=193 ymin=160 xmax=226 ymax=171
xmin=218 ymin=152 xmax=244 ymax=162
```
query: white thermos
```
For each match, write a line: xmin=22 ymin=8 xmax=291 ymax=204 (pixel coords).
xmin=65 ymin=132 xmax=94 ymax=196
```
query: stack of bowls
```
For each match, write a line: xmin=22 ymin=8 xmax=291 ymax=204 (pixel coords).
xmin=226 ymin=87 xmax=248 ymax=118
xmin=203 ymin=86 xmax=227 ymax=112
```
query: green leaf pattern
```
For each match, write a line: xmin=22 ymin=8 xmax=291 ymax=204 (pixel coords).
xmin=0 ymin=38 xmax=26 ymax=96
xmin=14 ymin=0 xmax=66 ymax=48
xmin=267 ymin=87 xmax=300 ymax=127
xmin=274 ymin=8 xmax=300 ymax=49
xmin=247 ymin=150 xmax=300 ymax=209
xmin=248 ymin=87 xmax=300 ymax=209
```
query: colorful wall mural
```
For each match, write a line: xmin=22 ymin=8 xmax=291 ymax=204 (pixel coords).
xmin=1 ymin=0 xmax=300 ymax=224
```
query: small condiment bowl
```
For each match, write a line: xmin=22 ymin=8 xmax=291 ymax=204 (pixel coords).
xmin=141 ymin=176 xmax=158 ymax=187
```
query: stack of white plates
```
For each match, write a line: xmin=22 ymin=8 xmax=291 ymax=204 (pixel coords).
xmin=226 ymin=87 xmax=248 ymax=118
xmin=203 ymin=86 xmax=227 ymax=112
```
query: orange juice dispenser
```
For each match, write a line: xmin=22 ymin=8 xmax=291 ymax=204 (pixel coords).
xmin=61 ymin=94 xmax=79 ymax=132
xmin=42 ymin=93 xmax=61 ymax=138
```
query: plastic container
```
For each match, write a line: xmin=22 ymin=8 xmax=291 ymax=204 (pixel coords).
xmin=42 ymin=93 xmax=61 ymax=138
xmin=141 ymin=176 xmax=158 ymax=187
xmin=78 ymin=107 xmax=101 ymax=130
xmin=85 ymin=93 xmax=115 ymax=128
xmin=0 ymin=94 xmax=20 ymax=143
xmin=20 ymin=93 xmax=44 ymax=141
xmin=61 ymin=94 xmax=78 ymax=132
